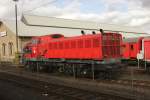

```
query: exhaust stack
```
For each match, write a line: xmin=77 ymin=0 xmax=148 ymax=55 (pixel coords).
xmin=100 ymin=29 xmax=104 ymax=34
xmin=92 ymin=31 xmax=96 ymax=35
xmin=81 ymin=30 xmax=85 ymax=35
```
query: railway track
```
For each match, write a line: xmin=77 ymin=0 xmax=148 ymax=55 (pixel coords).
xmin=1 ymin=64 xmax=150 ymax=87
xmin=103 ymin=79 xmax=150 ymax=88
xmin=0 ymin=64 xmax=150 ymax=99
xmin=0 ymin=72 xmax=133 ymax=100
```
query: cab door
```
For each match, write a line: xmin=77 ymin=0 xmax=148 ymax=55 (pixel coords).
xmin=129 ymin=43 xmax=137 ymax=59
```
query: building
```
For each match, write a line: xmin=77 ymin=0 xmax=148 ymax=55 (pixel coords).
xmin=0 ymin=14 xmax=149 ymax=62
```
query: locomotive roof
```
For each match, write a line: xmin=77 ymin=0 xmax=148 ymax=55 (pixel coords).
xmin=123 ymin=37 xmax=141 ymax=43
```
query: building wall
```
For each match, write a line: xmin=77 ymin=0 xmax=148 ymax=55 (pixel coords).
xmin=0 ymin=22 xmax=32 ymax=62
xmin=0 ymin=23 xmax=17 ymax=62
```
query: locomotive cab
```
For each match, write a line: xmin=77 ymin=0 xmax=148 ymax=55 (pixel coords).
xmin=23 ymin=45 xmax=32 ymax=54
xmin=23 ymin=34 xmax=65 ymax=60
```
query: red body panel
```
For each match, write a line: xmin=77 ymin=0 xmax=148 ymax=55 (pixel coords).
xmin=123 ymin=42 xmax=140 ymax=59
xmin=44 ymin=34 xmax=102 ymax=60
xmin=23 ymin=33 xmax=122 ymax=61
xmin=143 ymin=38 xmax=150 ymax=61
xmin=122 ymin=37 xmax=143 ymax=60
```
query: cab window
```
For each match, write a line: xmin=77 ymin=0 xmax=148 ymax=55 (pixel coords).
xmin=31 ymin=39 xmax=40 ymax=44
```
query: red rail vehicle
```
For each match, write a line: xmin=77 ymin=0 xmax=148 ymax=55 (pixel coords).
xmin=122 ymin=37 xmax=143 ymax=61
xmin=141 ymin=37 xmax=150 ymax=72
xmin=23 ymin=30 xmax=122 ymax=79
xmin=122 ymin=37 xmax=150 ymax=71
xmin=143 ymin=37 xmax=150 ymax=61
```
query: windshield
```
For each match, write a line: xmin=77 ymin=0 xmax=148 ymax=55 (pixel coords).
xmin=31 ymin=39 xmax=40 ymax=44
xmin=23 ymin=46 xmax=32 ymax=53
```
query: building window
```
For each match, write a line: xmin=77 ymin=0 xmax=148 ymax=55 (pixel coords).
xmin=8 ymin=42 xmax=13 ymax=56
xmin=2 ymin=43 xmax=6 ymax=56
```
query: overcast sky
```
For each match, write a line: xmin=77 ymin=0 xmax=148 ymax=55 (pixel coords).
xmin=0 ymin=0 xmax=150 ymax=32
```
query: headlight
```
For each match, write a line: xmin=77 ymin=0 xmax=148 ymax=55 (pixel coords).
xmin=33 ymin=50 xmax=36 ymax=54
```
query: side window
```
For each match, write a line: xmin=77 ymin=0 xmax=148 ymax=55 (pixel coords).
xmin=8 ymin=42 xmax=13 ymax=56
xmin=139 ymin=40 xmax=142 ymax=50
xmin=31 ymin=39 xmax=40 ymax=44
xmin=2 ymin=43 xmax=6 ymax=56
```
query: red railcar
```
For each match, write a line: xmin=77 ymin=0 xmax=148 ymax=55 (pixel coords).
xmin=122 ymin=37 xmax=143 ymax=60
xmin=23 ymin=32 xmax=122 ymax=79
xmin=122 ymin=37 xmax=150 ymax=71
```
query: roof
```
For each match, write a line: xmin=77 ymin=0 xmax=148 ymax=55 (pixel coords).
xmin=3 ymin=20 xmax=99 ymax=37
xmin=22 ymin=14 xmax=146 ymax=34
xmin=1 ymin=14 xmax=150 ymax=38
xmin=123 ymin=37 xmax=141 ymax=43
xmin=2 ymin=20 xmax=150 ymax=38
xmin=120 ymin=32 xmax=150 ymax=39
xmin=143 ymin=36 xmax=150 ymax=41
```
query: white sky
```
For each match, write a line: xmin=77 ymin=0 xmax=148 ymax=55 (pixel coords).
xmin=0 ymin=0 xmax=150 ymax=33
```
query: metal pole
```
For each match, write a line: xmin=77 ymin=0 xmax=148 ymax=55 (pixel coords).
xmin=138 ymin=59 xmax=140 ymax=69
xmin=145 ymin=61 xmax=147 ymax=70
xmin=92 ymin=61 xmax=95 ymax=80
xmin=73 ymin=64 xmax=76 ymax=79
xmin=144 ymin=45 xmax=147 ymax=70
xmin=131 ymin=68 xmax=134 ymax=89
xmin=15 ymin=3 xmax=19 ymax=53
xmin=37 ymin=62 xmax=39 ymax=73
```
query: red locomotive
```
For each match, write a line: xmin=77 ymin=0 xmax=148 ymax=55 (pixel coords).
xmin=23 ymin=30 xmax=122 ymax=79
